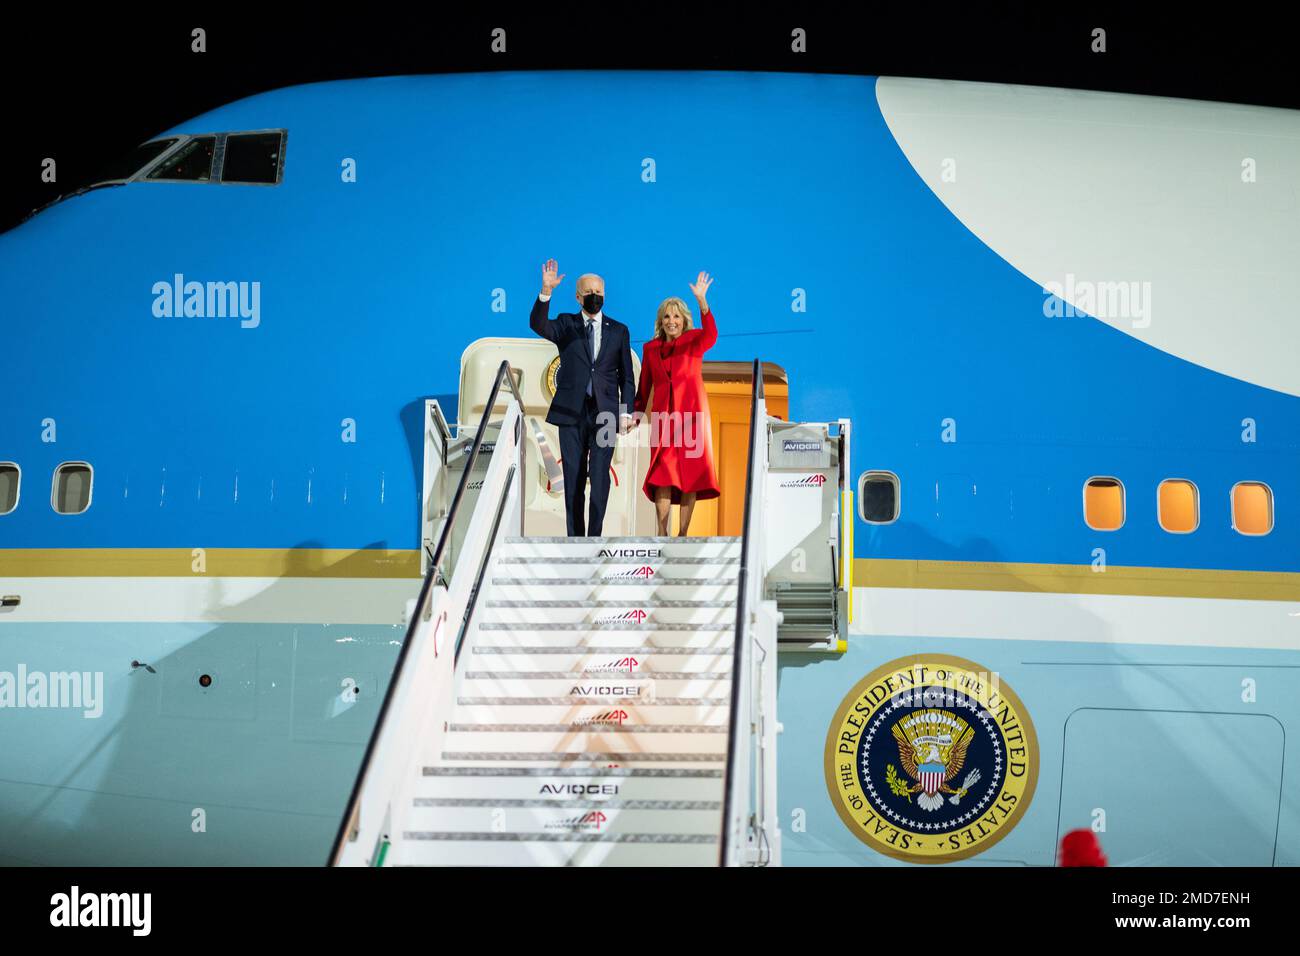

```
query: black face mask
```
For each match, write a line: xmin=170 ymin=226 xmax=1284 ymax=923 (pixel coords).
xmin=582 ymin=292 xmax=604 ymax=315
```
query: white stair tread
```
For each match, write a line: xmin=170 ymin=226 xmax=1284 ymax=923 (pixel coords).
xmin=464 ymin=652 xmax=730 ymax=674
xmin=450 ymin=704 xmax=730 ymax=724
xmin=406 ymin=805 xmax=721 ymax=835
xmin=487 ymin=583 xmax=739 ymax=601
xmin=471 ymin=644 xmax=732 ymax=656
xmin=492 ymin=576 xmax=739 ymax=585
xmin=448 ymin=722 xmax=727 ymax=734
xmin=414 ymin=797 xmax=721 ymax=810
xmin=416 ymin=768 xmax=724 ymax=801
xmin=479 ymin=605 xmax=736 ymax=625
xmin=422 ymin=766 xmax=724 ymax=778
xmin=457 ymin=677 xmax=730 ymax=699
xmin=496 ymin=556 xmax=739 ymax=565
xmin=504 ymin=535 xmax=739 ymax=543
xmin=386 ymin=533 xmax=751 ymax=867
xmin=462 ymin=668 xmax=731 ymax=679
xmin=484 ymin=598 xmax=736 ymax=606
xmin=480 ymin=621 xmax=733 ymax=631
xmin=457 ymin=697 xmax=730 ymax=707
xmin=469 ymin=633 xmax=735 ymax=650
xmin=440 ymin=730 xmax=729 ymax=753
xmin=394 ymin=837 xmax=718 ymax=867
xmin=436 ymin=751 xmax=726 ymax=764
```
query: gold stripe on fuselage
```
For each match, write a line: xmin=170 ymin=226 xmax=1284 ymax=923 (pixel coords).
xmin=0 ymin=549 xmax=1295 ymax=600
xmin=855 ymin=558 xmax=1300 ymax=602
xmin=0 ymin=548 xmax=421 ymax=578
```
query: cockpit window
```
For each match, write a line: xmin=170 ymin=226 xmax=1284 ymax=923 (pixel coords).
xmin=221 ymin=131 xmax=285 ymax=184
xmin=146 ymin=136 xmax=217 ymax=182
xmin=94 ymin=138 xmax=179 ymax=183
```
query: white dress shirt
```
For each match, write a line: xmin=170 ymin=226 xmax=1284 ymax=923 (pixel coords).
xmin=539 ymin=292 xmax=601 ymax=357
xmin=539 ymin=293 xmax=623 ymax=420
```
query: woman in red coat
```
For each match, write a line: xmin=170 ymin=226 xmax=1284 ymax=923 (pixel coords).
xmin=633 ymin=271 xmax=720 ymax=535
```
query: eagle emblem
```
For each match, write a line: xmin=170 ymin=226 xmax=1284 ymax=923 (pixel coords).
xmin=543 ymin=356 xmax=562 ymax=399
xmin=825 ymin=655 xmax=1040 ymax=862
xmin=888 ymin=708 xmax=982 ymax=811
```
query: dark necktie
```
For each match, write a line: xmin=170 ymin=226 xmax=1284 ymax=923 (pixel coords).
xmin=585 ymin=319 xmax=595 ymax=397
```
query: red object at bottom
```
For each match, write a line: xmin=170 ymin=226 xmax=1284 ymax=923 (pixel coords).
xmin=1058 ymin=829 xmax=1108 ymax=867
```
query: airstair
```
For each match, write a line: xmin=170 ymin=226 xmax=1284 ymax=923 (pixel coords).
xmin=331 ymin=354 xmax=851 ymax=866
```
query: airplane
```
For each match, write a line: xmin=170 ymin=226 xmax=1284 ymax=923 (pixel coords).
xmin=0 ymin=70 xmax=1295 ymax=867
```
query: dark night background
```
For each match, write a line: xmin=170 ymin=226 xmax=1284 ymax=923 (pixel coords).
xmin=2 ymin=8 xmax=1298 ymax=233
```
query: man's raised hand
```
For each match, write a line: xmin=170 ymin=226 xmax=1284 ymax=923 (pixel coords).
xmin=541 ymin=259 xmax=566 ymax=296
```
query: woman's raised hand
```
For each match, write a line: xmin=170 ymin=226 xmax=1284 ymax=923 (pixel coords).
xmin=689 ymin=271 xmax=713 ymax=309
xmin=689 ymin=271 xmax=712 ymax=300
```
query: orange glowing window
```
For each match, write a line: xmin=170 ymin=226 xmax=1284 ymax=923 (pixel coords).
xmin=1232 ymin=482 xmax=1273 ymax=536
xmin=1084 ymin=477 xmax=1124 ymax=531
xmin=1157 ymin=479 xmax=1199 ymax=533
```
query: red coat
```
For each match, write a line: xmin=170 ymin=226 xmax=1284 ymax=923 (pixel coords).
xmin=633 ymin=309 xmax=721 ymax=503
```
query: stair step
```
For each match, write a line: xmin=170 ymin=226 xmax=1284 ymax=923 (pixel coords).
xmin=479 ymin=603 xmax=736 ymax=626
xmin=422 ymin=765 xmax=724 ymax=775
xmin=463 ymin=667 xmax=731 ymax=680
xmin=385 ymin=533 xmax=748 ymax=867
xmin=450 ymin=703 xmax=730 ymax=725
xmin=448 ymin=721 xmax=727 ymax=735
xmin=487 ymin=582 xmax=739 ymax=602
xmin=417 ymin=767 xmax=725 ymax=803
xmin=457 ymin=694 xmax=729 ymax=706
xmin=501 ymin=536 xmax=739 ymax=559
xmin=464 ymin=650 xmax=731 ymax=674
xmin=471 ymin=645 xmax=732 ymax=659
xmin=405 ymin=805 xmax=722 ymax=835
xmin=436 ymin=750 xmax=726 ymax=765
xmin=504 ymin=536 xmax=740 ymax=541
xmin=479 ymin=621 xmax=732 ymax=631
xmin=494 ymin=562 xmax=735 ymax=581
xmin=444 ymin=738 xmax=733 ymax=764
xmin=457 ymin=676 xmax=731 ymax=699
xmin=496 ymin=556 xmax=739 ymax=566
xmin=485 ymin=598 xmax=736 ymax=606
xmin=393 ymin=835 xmax=719 ymax=866
xmin=414 ymin=797 xmax=721 ymax=810
xmin=469 ymin=631 xmax=735 ymax=650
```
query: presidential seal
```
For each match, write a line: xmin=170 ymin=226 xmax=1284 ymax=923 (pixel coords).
xmin=824 ymin=655 xmax=1038 ymax=863
xmin=543 ymin=356 xmax=562 ymax=399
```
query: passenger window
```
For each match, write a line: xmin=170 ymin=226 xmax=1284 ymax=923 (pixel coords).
xmin=1232 ymin=482 xmax=1273 ymax=535
xmin=146 ymin=136 xmax=216 ymax=182
xmin=1158 ymin=479 xmax=1198 ymax=533
xmin=221 ymin=131 xmax=286 ymax=185
xmin=858 ymin=471 xmax=900 ymax=524
xmin=0 ymin=463 xmax=18 ymax=515
xmin=1084 ymin=477 xmax=1124 ymax=530
xmin=52 ymin=462 xmax=93 ymax=515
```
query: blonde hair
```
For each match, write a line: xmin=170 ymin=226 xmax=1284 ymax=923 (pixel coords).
xmin=653 ymin=297 xmax=695 ymax=340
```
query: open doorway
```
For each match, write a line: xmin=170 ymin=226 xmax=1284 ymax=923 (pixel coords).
xmin=679 ymin=361 xmax=788 ymax=536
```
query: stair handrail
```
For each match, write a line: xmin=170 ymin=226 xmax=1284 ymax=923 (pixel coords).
xmin=329 ymin=360 xmax=526 ymax=866
xmin=720 ymin=359 xmax=768 ymax=865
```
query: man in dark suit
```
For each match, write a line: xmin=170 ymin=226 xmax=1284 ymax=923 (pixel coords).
xmin=530 ymin=259 xmax=636 ymax=537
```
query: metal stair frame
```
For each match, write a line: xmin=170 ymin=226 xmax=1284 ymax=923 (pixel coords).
xmin=720 ymin=360 xmax=782 ymax=866
xmin=331 ymin=361 xmax=525 ymax=867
